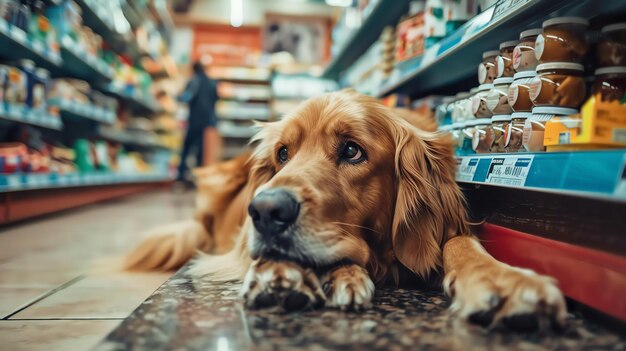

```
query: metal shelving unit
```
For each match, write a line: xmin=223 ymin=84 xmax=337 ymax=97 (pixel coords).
xmin=0 ymin=172 xmax=170 ymax=193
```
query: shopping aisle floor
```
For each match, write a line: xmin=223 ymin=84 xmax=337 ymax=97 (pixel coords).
xmin=0 ymin=190 xmax=194 ymax=351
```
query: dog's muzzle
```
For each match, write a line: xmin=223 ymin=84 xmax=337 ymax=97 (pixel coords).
xmin=248 ymin=188 xmax=300 ymax=241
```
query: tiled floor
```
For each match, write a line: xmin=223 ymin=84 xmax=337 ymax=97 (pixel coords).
xmin=0 ymin=190 xmax=194 ymax=351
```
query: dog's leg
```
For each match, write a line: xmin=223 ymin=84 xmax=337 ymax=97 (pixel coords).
xmin=319 ymin=264 xmax=375 ymax=311
xmin=241 ymin=259 xmax=325 ymax=311
xmin=442 ymin=235 xmax=567 ymax=331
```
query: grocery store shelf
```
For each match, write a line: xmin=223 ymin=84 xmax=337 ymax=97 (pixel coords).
xmin=377 ymin=0 xmax=626 ymax=98
xmin=0 ymin=172 xmax=171 ymax=193
xmin=217 ymin=77 xmax=270 ymax=85
xmin=456 ymin=151 xmax=626 ymax=203
xmin=218 ymin=123 xmax=259 ymax=139
xmin=98 ymin=126 xmax=170 ymax=149
xmin=74 ymin=0 xmax=132 ymax=55
xmin=59 ymin=38 xmax=114 ymax=82
xmin=54 ymin=99 xmax=116 ymax=125
xmin=0 ymin=105 xmax=63 ymax=130
xmin=0 ymin=19 xmax=62 ymax=70
xmin=322 ymin=0 xmax=411 ymax=80
xmin=104 ymin=85 xmax=161 ymax=114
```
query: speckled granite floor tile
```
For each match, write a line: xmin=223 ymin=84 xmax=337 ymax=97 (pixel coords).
xmin=94 ymin=266 xmax=625 ymax=351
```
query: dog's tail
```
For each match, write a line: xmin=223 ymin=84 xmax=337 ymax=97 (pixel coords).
xmin=124 ymin=220 xmax=211 ymax=271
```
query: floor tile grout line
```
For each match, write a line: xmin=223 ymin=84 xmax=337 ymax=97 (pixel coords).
xmin=2 ymin=275 xmax=86 ymax=320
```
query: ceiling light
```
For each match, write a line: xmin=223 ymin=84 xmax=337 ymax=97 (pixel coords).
xmin=325 ymin=0 xmax=353 ymax=7
xmin=230 ymin=0 xmax=243 ymax=28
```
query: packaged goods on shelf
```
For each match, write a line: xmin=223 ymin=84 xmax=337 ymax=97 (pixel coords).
xmin=218 ymin=82 xmax=271 ymax=101
xmin=216 ymin=101 xmax=270 ymax=121
xmin=211 ymin=67 xmax=271 ymax=82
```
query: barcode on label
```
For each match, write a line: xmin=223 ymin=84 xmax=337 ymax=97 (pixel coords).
xmin=485 ymin=156 xmax=534 ymax=186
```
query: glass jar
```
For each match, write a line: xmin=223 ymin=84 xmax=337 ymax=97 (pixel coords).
xmin=508 ymin=71 xmax=537 ymax=112
xmin=452 ymin=92 xmax=472 ymax=122
xmin=513 ymin=28 xmax=542 ymax=72
xmin=472 ymin=118 xmax=494 ymax=154
xmin=471 ymin=83 xmax=493 ymax=119
xmin=592 ymin=66 xmax=626 ymax=103
xmin=496 ymin=40 xmax=519 ymax=78
xmin=486 ymin=77 xmax=514 ymax=115
xmin=478 ymin=50 xmax=500 ymax=85
xmin=491 ymin=114 xmax=511 ymax=153
xmin=436 ymin=96 xmax=455 ymax=125
xmin=460 ymin=120 xmax=477 ymax=155
xmin=536 ymin=17 xmax=589 ymax=63
xmin=529 ymin=63 xmax=586 ymax=108
xmin=524 ymin=107 xmax=578 ymax=152
xmin=504 ymin=112 xmax=531 ymax=152
xmin=597 ymin=23 xmax=626 ymax=67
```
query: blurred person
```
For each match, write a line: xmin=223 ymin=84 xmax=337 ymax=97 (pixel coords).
xmin=176 ymin=61 xmax=219 ymax=186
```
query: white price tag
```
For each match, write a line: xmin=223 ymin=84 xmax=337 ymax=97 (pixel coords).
xmin=492 ymin=0 xmax=531 ymax=22
xmin=32 ymin=41 xmax=44 ymax=54
xmin=10 ymin=27 xmax=27 ymax=43
xmin=7 ymin=175 xmax=22 ymax=188
xmin=485 ymin=155 xmax=534 ymax=187
xmin=421 ymin=43 xmax=440 ymax=67
xmin=457 ymin=157 xmax=481 ymax=182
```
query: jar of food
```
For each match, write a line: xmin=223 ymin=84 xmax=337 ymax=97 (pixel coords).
xmin=513 ymin=28 xmax=542 ymax=72
xmin=597 ymin=23 xmax=626 ymax=67
xmin=472 ymin=118 xmax=494 ymax=154
xmin=460 ymin=120 xmax=478 ymax=155
xmin=508 ymin=71 xmax=537 ymax=112
xmin=452 ymin=92 xmax=472 ymax=122
xmin=592 ymin=66 xmax=626 ymax=103
xmin=504 ymin=112 xmax=531 ymax=152
xmin=536 ymin=17 xmax=589 ymax=63
xmin=478 ymin=50 xmax=500 ymax=84
xmin=450 ymin=122 xmax=464 ymax=155
xmin=496 ymin=40 xmax=519 ymax=78
xmin=529 ymin=63 xmax=586 ymax=108
xmin=1 ymin=64 xmax=25 ymax=108
xmin=486 ymin=77 xmax=514 ymax=115
xmin=436 ymin=96 xmax=455 ymax=125
xmin=491 ymin=114 xmax=511 ymax=153
xmin=32 ymin=68 xmax=49 ymax=112
xmin=470 ymin=84 xmax=493 ymax=119
xmin=19 ymin=59 xmax=35 ymax=108
xmin=523 ymin=106 xmax=578 ymax=152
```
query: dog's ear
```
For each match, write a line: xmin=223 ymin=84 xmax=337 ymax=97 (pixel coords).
xmin=391 ymin=122 xmax=469 ymax=278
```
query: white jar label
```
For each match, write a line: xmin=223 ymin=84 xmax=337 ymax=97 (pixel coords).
xmin=522 ymin=119 xmax=532 ymax=146
xmin=472 ymin=129 xmax=480 ymax=150
xmin=504 ymin=123 xmax=512 ymax=147
xmin=508 ymin=83 xmax=519 ymax=107
xmin=535 ymin=34 xmax=545 ymax=61
xmin=471 ymin=95 xmax=481 ymax=115
xmin=512 ymin=46 xmax=522 ymax=70
xmin=496 ymin=56 xmax=505 ymax=77
xmin=478 ymin=63 xmax=487 ymax=84
xmin=528 ymin=77 xmax=542 ymax=101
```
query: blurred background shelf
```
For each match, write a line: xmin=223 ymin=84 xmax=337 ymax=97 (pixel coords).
xmin=53 ymin=99 xmax=116 ymax=125
xmin=57 ymin=38 xmax=114 ymax=82
xmin=0 ymin=19 xmax=62 ymax=70
xmin=98 ymin=126 xmax=170 ymax=150
xmin=0 ymin=105 xmax=63 ymax=130
xmin=456 ymin=151 xmax=626 ymax=203
xmin=104 ymin=85 xmax=161 ymax=115
xmin=73 ymin=0 xmax=133 ymax=57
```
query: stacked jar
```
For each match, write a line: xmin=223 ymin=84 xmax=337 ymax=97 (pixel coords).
xmin=524 ymin=17 xmax=589 ymax=151
xmin=506 ymin=70 xmax=536 ymax=152
xmin=593 ymin=22 xmax=626 ymax=106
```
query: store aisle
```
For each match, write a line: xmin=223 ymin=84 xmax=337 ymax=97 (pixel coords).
xmin=0 ymin=191 xmax=194 ymax=351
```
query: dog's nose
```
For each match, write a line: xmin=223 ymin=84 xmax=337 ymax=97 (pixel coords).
xmin=248 ymin=188 xmax=300 ymax=237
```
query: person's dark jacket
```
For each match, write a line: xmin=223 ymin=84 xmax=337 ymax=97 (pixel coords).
xmin=178 ymin=72 xmax=219 ymax=129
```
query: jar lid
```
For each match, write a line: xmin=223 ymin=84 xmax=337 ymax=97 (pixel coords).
xmin=451 ymin=122 xmax=463 ymax=128
xmin=601 ymin=23 xmax=626 ymax=33
xmin=519 ymin=28 xmax=542 ymax=39
xmin=442 ymin=96 xmax=456 ymax=103
xmin=542 ymin=17 xmax=589 ymax=28
xmin=531 ymin=106 xmax=578 ymax=115
xmin=511 ymin=112 xmax=532 ymax=119
xmin=463 ymin=119 xmax=479 ymax=127
xmin=536 ymin=62 xmax=585 ymax=72
xmin=493 ymin=77 xmax=514 ymax=85
xmin=474 ymin=118 xmax=492 ymax=125
xmin=482 ymin=50 xmax=500 ymax=59
xmin=491 ymin=114 xmax=512 ymax=122
xmin=35 ymin=68 xmax=49 ymax=78
xmin=513 ymin=70 xmax=537 ymax=79
xmin=470 ymin=87 xmax=479 ymax=94
xmin=594 ymin=66 xmax=626 ymax=75
xmin=438 ymin=124 xmax=453 ymax=131
xmin=456 ymin=92 xmax=472 ymax=98
xmin=477 ymin=83 xmax=493 ymax=92
xmin=499 ymin=40 xmax=519 ymax=49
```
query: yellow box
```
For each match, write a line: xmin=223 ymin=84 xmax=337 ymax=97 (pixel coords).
xmin=544 ymin=94 xmax=626 ymax=151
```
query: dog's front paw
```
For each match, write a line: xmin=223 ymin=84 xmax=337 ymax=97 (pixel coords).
xmin=241 ymin=260 xmax=325 ymax=311
xmin=444 ymin=263 xmax=567 ymax=331
xmin=321 ymin=264 xmax=375 ymax=311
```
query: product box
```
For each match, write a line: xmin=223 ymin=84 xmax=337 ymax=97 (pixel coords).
xmin=544 ymin=95 xmax=626 ymax=151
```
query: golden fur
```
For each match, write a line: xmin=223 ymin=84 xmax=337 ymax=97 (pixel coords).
xmin=126 ymin=90 xmax=566 ymax=328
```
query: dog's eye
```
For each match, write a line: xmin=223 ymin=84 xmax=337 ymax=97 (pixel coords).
xmin=339 ymin=141 xmax=366 ymax=164
xmin=277 ymin=146 xmax=289 ymax=163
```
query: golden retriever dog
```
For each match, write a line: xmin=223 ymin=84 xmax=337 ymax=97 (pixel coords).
xmin=126 ymin=90 xmax=566 ymax=330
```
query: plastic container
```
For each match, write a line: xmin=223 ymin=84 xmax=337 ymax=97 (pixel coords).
xmin=523 ymin=106 xmax=578 ymax=152
xmin=536 ymin=17 xmax=589 ymax=63
xmin=471 ymin=84 xmax=493 ymax=118
xmin=496 ymin=40 xmax=519 ymax=78
xmin=597 ymin=23 xmax=626 ymax=67
xmin=508 ymin=71 xmax=537 ymax=112
xmin=504 ymin=112 xmax=531 ymax=152
xmin=529 ymin=62 xmax=586 ymax=108
xmin=472 ymin=118 xmax=494 ymax=154
xmin=478 ymin=50 xmax=500 ymax=84
xmin=592 ymin=66 xmax=626 ymax=103
xmin=486 ymin=77 xmax=514 ymax=115
xmin=513 ymin=28 xmax=542 ymax=72
xmin=491 ymin=114 xmax=511 ymax=153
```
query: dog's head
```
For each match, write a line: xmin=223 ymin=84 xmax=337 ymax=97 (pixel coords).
xmin=246 ymin=90 xmax=468 ymax=282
